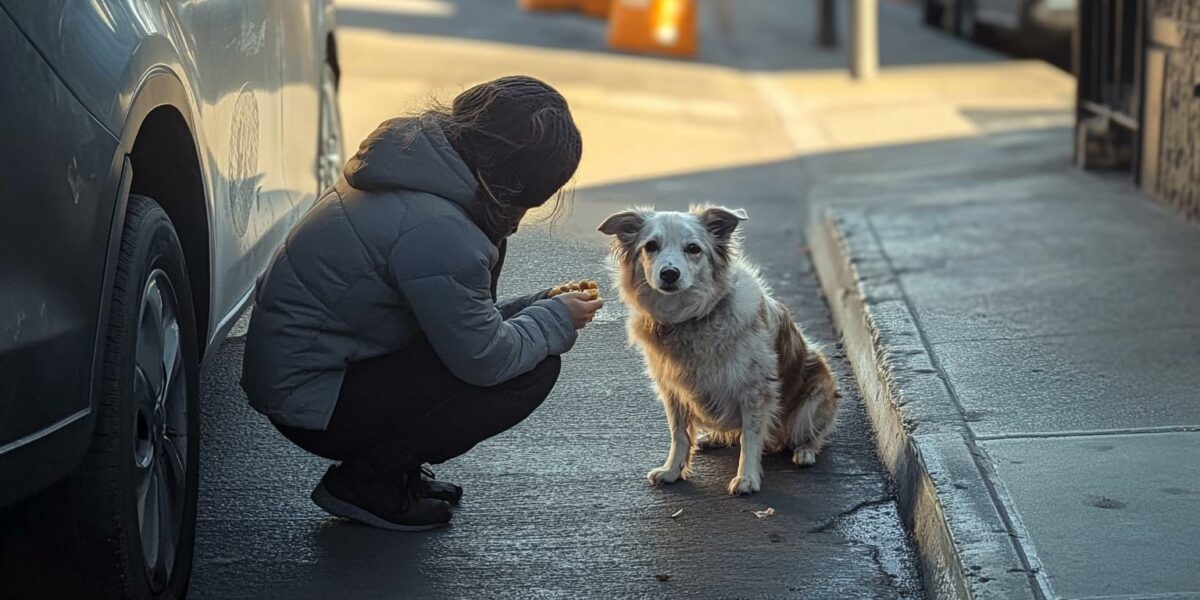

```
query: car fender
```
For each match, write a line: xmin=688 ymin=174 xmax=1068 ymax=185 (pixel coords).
xmin=116 ymin=65 xmax=215 ymax=297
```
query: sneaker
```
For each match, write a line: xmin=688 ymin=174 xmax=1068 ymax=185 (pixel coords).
xmin=311 ymin=464 xmax=450 ymax=531
xmin=418 ymin=466 xmax=464 ymax=505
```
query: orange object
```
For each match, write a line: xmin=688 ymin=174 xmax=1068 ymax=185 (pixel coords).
xmin=607 ymin=0 xmax=697 ymax=57
xmin=580 ymin=0 xmax=613 ymax=18
xmin=519 ymin=0 xmax=579 ymax=11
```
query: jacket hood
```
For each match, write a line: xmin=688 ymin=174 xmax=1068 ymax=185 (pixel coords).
xmin=343 ymin=116 xmax=480 ymax=212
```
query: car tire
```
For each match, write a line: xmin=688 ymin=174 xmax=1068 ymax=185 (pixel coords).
xmin=317 ymin=61 xmax=344 ymax=196
xmin=0 ymin=194 xmax=200 ymax=599
xmin=922 ymin=0 xmax=945 ymax=28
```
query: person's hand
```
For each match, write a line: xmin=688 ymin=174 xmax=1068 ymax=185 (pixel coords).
xmin=556 ymin=292 xmax=604 ymax=330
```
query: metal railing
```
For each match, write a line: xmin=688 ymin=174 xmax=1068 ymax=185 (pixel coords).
xmin=1077 ymin=0 xmax=1144 ymax=130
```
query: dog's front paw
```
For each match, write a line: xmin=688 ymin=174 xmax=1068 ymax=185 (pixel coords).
xmin=647 ymin=466 xmax=682 ymax=486
xmin=727 ymin=474 xmax=761 ymax=496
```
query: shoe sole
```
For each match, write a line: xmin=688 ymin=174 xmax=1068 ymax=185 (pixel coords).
xmin=311 ymin=481 xmax=449 ymax=532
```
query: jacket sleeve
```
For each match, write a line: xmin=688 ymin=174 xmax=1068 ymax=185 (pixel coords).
xmin=497 ymin=289 xmax=550 ymax=320
xmin=390 ymin=227 xmax=576 ymax=387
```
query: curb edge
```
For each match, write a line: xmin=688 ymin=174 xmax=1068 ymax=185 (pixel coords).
xmin=808 ymin=206 xmax=1040 ymax=600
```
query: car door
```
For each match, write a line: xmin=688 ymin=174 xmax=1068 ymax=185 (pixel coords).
xmin=169 ymin=0 xmax=292 ymax=337
xmin=0 ymin=3 xmax=122 ymax=468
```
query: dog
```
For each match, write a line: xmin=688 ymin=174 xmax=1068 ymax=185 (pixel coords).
xmin=598 ymin=205 xmax=839 ymax=495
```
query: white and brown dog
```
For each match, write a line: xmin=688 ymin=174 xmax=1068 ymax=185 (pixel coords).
xmin=599 ymin=205 xmax=839 ymax=495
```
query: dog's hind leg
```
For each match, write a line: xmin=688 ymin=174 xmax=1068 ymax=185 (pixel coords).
xmin=647 ymin=391 xmax=693 ymax=485
xmin=789 ymin=363 xmax=839 ymax=467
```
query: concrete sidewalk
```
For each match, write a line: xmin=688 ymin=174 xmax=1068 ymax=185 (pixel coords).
xmin=190 ymin=0 xmax=1194 ymax=597
xmin=192 ymin=2 xmax=938 ymax=599
xmin=809 ymin=122 xmax=1200 ymax=598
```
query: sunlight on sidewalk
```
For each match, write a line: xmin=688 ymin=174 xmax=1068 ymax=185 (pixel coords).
xmin=753 ymin=60 xmax=1075 ymax=153
xmin=335 ymin=0 xmax=457 ymax=18
xmin=337 ymin=31 xmax=796 ymax=193
xmin=335 ymin=16 xmax=1075 ymax=204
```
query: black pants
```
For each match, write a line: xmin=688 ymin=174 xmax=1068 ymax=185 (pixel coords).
xmin=276 ymin=336 xmax=560 ymax=473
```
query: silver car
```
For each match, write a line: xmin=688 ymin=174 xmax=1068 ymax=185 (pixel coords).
xmin=0 ymin=1 xmax=342 ymax=597
xmin=923 ymin=0 xmax=1076 ymax=40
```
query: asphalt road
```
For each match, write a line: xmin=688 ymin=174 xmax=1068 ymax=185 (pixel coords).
xmin=189 ymin=1 xmax=926 ymax=598
xmin=192 ymin=217 xmax=923 ymax=600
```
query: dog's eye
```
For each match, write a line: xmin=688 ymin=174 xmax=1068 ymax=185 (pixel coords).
xmin=644 ymin=240 xmax=660 ymax=253
xmin=685 ymin=243 xmax=702 ymax=255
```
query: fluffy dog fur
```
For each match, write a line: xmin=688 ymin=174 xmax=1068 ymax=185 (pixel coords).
xmin=599 ymin=205 xmax=839 ymax=495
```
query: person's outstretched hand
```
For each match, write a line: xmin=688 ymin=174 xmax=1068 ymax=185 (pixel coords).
xmin=556 ymin=292 xmax=604 ymax=330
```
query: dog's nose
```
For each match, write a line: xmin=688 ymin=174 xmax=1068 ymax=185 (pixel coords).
xmin=660 ymin=267 xmax=680 ymax=284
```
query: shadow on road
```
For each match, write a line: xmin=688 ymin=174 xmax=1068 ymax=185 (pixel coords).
xmin=186 ymin=125 xmax=1077 ymax=599
xmin=187 ymin=0 xmax=1084 ymax=596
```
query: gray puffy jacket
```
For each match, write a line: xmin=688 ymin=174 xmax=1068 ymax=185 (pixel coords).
xmin=241 ymin=116 xmax=577 ymax=430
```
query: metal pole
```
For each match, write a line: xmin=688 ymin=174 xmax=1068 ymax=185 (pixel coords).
xmin=817 ymin=0 xmax=837 ymax=48
xmin=850 ymin=0 xmax=878 ymax=80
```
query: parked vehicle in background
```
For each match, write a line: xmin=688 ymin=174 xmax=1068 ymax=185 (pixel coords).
xmin=922 ymin=0 xmax=1076 ymax=44
xmin=0 ymin=1 xmax=342 ymax=597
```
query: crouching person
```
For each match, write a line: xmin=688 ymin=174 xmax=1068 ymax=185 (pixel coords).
xmin=241 ymin=76 xmax=600 ymax=531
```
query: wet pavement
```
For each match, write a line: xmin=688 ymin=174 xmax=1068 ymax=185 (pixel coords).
xmin=193 ymin=223 xmax=923 ymax=598
xmin=188 ymin=1 xmax=926 ymax=598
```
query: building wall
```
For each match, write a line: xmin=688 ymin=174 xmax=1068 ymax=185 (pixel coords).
xmin=1147 ymin=0 xmax=1200 ymax=223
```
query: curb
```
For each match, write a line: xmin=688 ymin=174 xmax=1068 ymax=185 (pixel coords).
xmin=808 ymin=207 xmax=1041 ymax=600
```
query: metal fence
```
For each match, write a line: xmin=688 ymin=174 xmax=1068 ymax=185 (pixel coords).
xmin=1076 ymin=0 xmax=1144 ymax=133
xmin=1075 ymin=0 xmax=1147 ymax=175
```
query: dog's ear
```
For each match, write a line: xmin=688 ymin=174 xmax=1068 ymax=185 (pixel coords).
xmin=597 ymin=210 xmax=646 ymax=244
xmin=700 ymin=206 xmax=748 ymax=240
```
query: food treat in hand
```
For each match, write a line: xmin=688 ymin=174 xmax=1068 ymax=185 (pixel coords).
xmin=549 ymin=279 xmax=601 ymax=300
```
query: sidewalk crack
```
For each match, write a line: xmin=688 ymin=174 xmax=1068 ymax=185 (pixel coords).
xmin=808 ymin=496 xmax=894 ymax=533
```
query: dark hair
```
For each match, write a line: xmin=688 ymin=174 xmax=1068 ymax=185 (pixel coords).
xmin=428 ymin=76 xmax=582 ymax=240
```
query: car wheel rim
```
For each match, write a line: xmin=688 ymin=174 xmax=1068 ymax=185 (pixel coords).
xmin=317 ymin=67 xmax=342 ymax=194
xmin=133 ymin=269 xmax=187 ymax=592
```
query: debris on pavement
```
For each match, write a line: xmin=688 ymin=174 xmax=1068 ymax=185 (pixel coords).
xmin=753 ymin=507 xmax=776 ymax=519
xmin=670 ymin=509 xmax=683 ymax=518
xmin=654 ymin=574 xmax=671 ymax=582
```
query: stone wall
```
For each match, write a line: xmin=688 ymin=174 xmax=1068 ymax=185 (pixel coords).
xmin=1147 ymin=0 xmax=1200 ymax=223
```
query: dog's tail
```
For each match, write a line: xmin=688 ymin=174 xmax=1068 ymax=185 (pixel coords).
xmin=771 ymin=302 xmax=839 ymax=454
xmin=794 ymin=350 xmax=839 ymax=450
